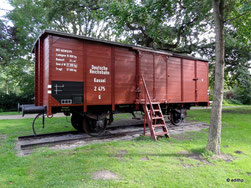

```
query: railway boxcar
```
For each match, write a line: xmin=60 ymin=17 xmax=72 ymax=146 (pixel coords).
xmin=21 ymin=30 xmax=209 ymax=136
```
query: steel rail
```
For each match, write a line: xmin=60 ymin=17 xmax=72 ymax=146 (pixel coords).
xmin=19 ymin=129 xmax=144 ymax=150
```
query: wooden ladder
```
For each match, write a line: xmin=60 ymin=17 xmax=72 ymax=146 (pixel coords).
xmin=141 ymin=75 xmax=169 ymax=141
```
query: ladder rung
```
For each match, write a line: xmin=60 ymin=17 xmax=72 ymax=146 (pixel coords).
xmin=146 ymin=102 xmax=160 ymax=104
xmin=155 ymin=131 xmax=169 ymax=136
xmin=152 ymin=116 xmax=163 ymax=120
xmin=140 ymin=77 xmax=169 ymax=141
xmin=153 ymin=124 xmax=165 ymax=128
xmin=153 ymin=109 xmax=161 ymax=112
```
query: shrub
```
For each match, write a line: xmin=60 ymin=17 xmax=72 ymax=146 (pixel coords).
xmin=224 ymin=90 xmax=235 ymax=100
xmin=233 ymin=66 xmax=251 ymax=104
xmin=0 ymin=92 xmax=34 ymax=111
xmin=227 ymin=98 xmax=243 ymax=105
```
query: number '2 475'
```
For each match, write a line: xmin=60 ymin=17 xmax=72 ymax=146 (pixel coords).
xmin=94 ymin=86 xmax=105 ymax=91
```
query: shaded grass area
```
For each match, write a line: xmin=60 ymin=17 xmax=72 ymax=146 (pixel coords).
xmin=0 ymin=112 xmax=20 ymax=116
xmin=0 ymin=107 xmax=250 ymax=187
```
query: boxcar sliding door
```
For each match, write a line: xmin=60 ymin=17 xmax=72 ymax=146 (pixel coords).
xmin=196 ymin=61 xmax=209 ymax=102
xmin=183 ymin=59 xmax=196 ymax=102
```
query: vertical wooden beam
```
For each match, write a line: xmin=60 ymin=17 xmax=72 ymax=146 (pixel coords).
xmin=181 ymin=59 xmax=184 ymax=102
xmin=195 ymin=60 xmax=198 ymax=101
xmin=166 ymin=56 xmax=169 ymax=102
xmin=39 ymin=39 xmax=44 ymax=106
xmin=153 ymin=53 xmax=155 ymax=99
xmin=136 ymin=50 xmax=141 ymax=100
xmin=37 ymin=39 xmax=41 ymax=105
xmin=47 ymin=35 xmax=52 ymax=115
xmin=83 ymin=42 xmax=87 ymax=112
xmin=111 ymin=47 xmax=115 ymax=111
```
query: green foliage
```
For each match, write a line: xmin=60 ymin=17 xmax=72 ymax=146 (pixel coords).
xmin=108 ymin=0 xmax=212 ymax=52
xmin=0 ymin=9 xmax=35 ymax=95
xmin=0 ymin=91 xmax=34 ymax=111
xmin=42 ymin=0 xmax=113 ymax=38
xmin=0 ymin=57 xmax=34 ymax=94
xmin=223 ymin=66 xmax=251 ymax=105
xmin=232 ymin=66 xmax=251 ymax=104
xmin=199 ymin=29 xmax=251 ymax=91
xmin=8 ymin=0 xmax=50 ymax=52
xmin=0 ymin=19 xmax=17 ymax=65
xmin=225 ymin=0 xmax=251 ymax=44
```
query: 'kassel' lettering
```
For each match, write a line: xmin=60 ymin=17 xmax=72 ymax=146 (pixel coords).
xmin=94 ymin=78 xmax=106 ymax=83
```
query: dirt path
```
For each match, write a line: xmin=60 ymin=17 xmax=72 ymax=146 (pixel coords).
xmin=0 ymin=105 xmax=248 ymax=120
xmin=16 ymin=119 xmax=209 ymax=156
xmin=191 ymin=105 xmax=248 ymax=110
xmin=0 ymin=113 xmax=65 ymax=120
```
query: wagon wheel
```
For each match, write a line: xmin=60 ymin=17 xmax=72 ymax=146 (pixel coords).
xmin=83 ymin=117 xmax=107 ymax=136
xmin=71 ymin=113 xmax=84 ymax=132
xmin=170 ymin=110 xmax=184 ymax=126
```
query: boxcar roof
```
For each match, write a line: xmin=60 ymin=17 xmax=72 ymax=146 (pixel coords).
xmin=32 ymin=29 xmax=208 ymax=62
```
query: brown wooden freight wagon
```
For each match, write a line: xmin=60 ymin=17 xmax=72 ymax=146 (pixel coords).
xmin=20 ymin=30 xmax=209 ymax=137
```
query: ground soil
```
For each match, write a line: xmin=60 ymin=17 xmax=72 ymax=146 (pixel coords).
xmin=92 ymin=170 xmax=119 ymax=180
xmin=1 ymin=105 xmax=249 ymax=120
xmin=140 ymin=156 xmax=150 ymax=161
xmin=178 ymin=151 xmax=212 ymax=166
xmin=15 ymin=118 xmax=210 ymax=156
xmin=0 ymin=113 xmax=65 ymax=120
xmin=112 ymin=150 xmax=128 ymax=161
xmin=212 ymin=154 xmax=236 ymax=162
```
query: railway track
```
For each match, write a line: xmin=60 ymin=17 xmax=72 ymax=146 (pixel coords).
xmin=16 ymin=120 xmax=209 ymax=156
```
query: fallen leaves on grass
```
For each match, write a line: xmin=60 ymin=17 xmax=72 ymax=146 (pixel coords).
xmin=140 ymin=156 xmax=150 ymax=161
xmin=92 ymin=170 xmax=119 ymax=180
xmin=178 ymin=151 xmax=213 ymax=166
xmin=211 ymin=154 xmax=236 ymax=163
xmin=111 ymin=150 xmax=128 ymax=161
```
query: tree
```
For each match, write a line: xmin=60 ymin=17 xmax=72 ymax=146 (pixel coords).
xmin=232 ymin=66 xmax=251 ymax=104
xmin=0 ymin=18 xmax=21 ymax=94
xmin=42 ymin=0 xmax=113 ymax=38
xmin=206 ymin=0 xmax=225 ymax=155
xmin=108 ymin=0 xmax=212 ymax=53
xmin=206 ymin=0 xmax=251 ymax=154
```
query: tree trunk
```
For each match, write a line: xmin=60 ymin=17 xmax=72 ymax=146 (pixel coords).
xmin=206 ymin=0 xmax=225 ymax=155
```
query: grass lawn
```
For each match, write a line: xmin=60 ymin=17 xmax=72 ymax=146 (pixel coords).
xmin=0 ymin=107 xmax=250 ymax=188
xmin=0 ymin=111 xmax=20 ymax=116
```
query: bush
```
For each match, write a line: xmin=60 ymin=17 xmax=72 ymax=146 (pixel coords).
xmin=224 ymin=90 xmax=235 ymax=100
xmin=222 ymin=66 xmax=251 ymax=105
xmin=227 ymin=98 xmax=243 ymax=105
xmin=222 ymin=99 xmax=230 ymax=105
xmin=233 ymin=66 xmax=251 ymax=104
xmin=232 ymin=86 xmax=251 ymax=105
xmin=0 ymin=92 xmax=34 ymax=112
